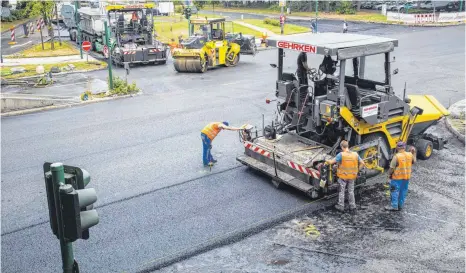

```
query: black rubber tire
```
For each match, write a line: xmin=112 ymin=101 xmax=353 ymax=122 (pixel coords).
xmin=415 ymin=139 xmax=433 ymax=160
xmin=361 ymin=133 xmax=390 ymax=176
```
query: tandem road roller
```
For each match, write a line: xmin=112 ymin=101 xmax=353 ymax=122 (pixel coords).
xmin=172 ymin=18 xmax=256 ymax=73
xmin=237 ymin=32 xmax=449 ymax=199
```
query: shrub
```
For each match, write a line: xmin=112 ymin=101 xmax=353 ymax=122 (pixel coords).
xmin=336 ymin=1 xmax=355 ymax=14
xmin=175 ymin=5 xmax=184 ymax=14
xmin=263 ymin=17 xmax=280 ymax=27
xmin=109 ymin=76 xmax=140 ymax=96
xmin=267 ymin=4 xmax=281 ymax=12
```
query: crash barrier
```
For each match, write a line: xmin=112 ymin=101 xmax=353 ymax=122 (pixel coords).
xmin=387 ymin=11 xmax=465 ymax=24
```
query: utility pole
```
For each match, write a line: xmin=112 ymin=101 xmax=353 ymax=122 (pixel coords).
xmin=280 ymin=4 xmax=284 ymax=34
xmin=75 ymin=1 xmax=83 ymax=59
xmin=55 ymin=2 xmax=62 ymax=46
xmin=104 ymin=21 xmax=113 ymax=90
xmin=315 ymin=0 xmax=318 ymax=33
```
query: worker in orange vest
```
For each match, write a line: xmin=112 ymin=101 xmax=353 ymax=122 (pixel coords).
xmin=386 ymin=141 xmax=416 ymax=211
xmin=201 ymin=122 xmax=241 ymax=167
xmin=326 ymin=140 xmax=366 ymax=212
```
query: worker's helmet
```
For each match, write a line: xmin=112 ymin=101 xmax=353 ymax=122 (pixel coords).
xmin=396 ymin=141 xmax=406 ymax=149
xmin=223 ymin=121 xmax=229 ymax=126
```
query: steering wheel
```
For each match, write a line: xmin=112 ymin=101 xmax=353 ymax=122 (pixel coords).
xmin=308 ymin=68 xmax=320 ymax=82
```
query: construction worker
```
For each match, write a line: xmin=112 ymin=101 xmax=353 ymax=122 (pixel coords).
xmin=343 ymin=20 xmax=348 ymax=33
xmin=386 ymin=141 xmax=416 ymax=211
xmin=326 ymin=140 xmax=366 ymax=212
xmin=296 ymin=51 xmax=311 ymax=88
xmin=201 ymin=122 xmax=242 ymax=167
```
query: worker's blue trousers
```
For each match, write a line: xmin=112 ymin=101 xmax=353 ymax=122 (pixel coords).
xmin=201 ymin=133 xmax=213 ymax=166
xmin=390 ymin=179 xmax=410 ymax=209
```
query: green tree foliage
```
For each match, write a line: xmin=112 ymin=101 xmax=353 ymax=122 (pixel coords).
xmin=23 ymin=0 xmax=56 ymax=49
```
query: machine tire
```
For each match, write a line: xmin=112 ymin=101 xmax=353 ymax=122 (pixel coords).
xmin=225 ymin=53 xmax=240 ymax=67
xmin=361 ymin=133 xmax=389 ymax=175
xmin=415 ymin=139 xmax=433 ymax=160
xmin=199 ymin=58 xmax=207 ymax=73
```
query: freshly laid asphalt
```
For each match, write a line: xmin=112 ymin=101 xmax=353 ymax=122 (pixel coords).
xmin=1 ymin=18 xmax=464 ymax=273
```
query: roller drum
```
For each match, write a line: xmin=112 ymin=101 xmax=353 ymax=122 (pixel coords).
xmin=173 ymin=58 xmax=205 ymax=73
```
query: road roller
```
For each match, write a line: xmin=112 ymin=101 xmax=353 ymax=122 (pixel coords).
xmin=172 ymin=18 xmax=255 ymax=73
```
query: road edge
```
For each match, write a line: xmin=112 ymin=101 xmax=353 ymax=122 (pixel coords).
xmin=445 ymin=117 xmax=465 ymax=144
xmin=1 ymin=92 xmax=141 ymax=117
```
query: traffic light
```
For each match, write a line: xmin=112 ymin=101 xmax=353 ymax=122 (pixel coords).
xmin=60 ymin=184 xmax=99 ymax=242
xmin=185 ymin=7 xmax=191 ymax=20
xmin=43 ymin=163 xmax=99 ymax=242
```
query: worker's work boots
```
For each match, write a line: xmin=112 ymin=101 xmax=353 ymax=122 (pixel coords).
xmin=334 ymin=204 xmax=345 ymax=212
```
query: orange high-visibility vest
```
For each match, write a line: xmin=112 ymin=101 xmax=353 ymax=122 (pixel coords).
xmin=337 ymin=151 xmax=359 ymax=180
xmin=201 ymin=122 xmax=223 ymax=140
xmin=392 ymin=152 xmax=413 ymax=180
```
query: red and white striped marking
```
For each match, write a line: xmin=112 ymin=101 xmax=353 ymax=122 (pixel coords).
xmin=287 ymin=161 xmax=320 ymax=179
xmin=123 ymin=51 xmax=136 ymax=55
xmin=415 ymin=13 xmax=434 ymax=24
xmin=244 ymin=142 xmax=270 ymax=158
xmin=149 ymin=49 xmax=160 ymax=53
xmin=10 ymin=28 xmax=15 ymax=42
xmin=36 ymin=18 xmax=44 ymax=30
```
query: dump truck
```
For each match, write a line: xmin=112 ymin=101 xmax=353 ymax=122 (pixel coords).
xmin=237 ymin=33 xmax=449 ymax=198
xmin=172 ymin=18 xmax=256 ymax=73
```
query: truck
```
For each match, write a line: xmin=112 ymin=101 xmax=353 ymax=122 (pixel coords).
xmin=158 ymin=2 xmax=174 ymax=16
xmin=61 ymin=2 xmax=167 ymax=65
xmin=237 ymin=32 xmax=449 ymax=199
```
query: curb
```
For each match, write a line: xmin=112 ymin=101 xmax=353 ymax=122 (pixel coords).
xmin=212 ymin=10 xmax=465 ymax=27
xmin=445 ymin=117 xmax=465 ymax=144
xmin=1 ymin=66 xmax=107 ymax=81
xmin=1 ymin=92 xmax=141 ymax=117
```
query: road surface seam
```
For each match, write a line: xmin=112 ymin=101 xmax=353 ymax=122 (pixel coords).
xmin=1 ymin=165 xmax=243 ymax=236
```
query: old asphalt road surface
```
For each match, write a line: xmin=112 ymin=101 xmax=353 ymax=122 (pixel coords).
xmin=1 ymin=22 xmax=68 ymax=56
xmin=1 ymin=22 xmax=464 ymax=272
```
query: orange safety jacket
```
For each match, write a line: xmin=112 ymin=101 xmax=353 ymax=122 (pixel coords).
xmin=201 ymin=122 xmax=223 ymax=140
xmin=337 ymin=151 xmax=359 ymax=180
xmin=392 ymin=152 xmax=413 ymax=180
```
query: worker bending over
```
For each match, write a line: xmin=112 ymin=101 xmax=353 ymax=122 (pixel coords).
xmin=386 ymin=141 xmax=416 ymax=211
xmin=201 ymin=122 xmax=241 ymax=167
xmin=326 ymin=140 xmax=366 ymax=212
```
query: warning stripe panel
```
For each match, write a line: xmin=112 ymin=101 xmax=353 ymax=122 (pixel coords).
xmin=287 ymin=161 xmax=320 ymax=179
xmin=244 ymin=142 xmax=270 ymax=158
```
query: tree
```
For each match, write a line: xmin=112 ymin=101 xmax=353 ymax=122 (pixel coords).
xmin=24 ymin=0 xmax=55 ymax=49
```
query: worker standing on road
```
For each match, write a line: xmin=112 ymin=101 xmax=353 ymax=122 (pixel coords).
xmin=201 ymin=122 xmax=242 ymax=167
xmin=326 ymin=140 xmax=366 ymax=212
xmin=343 ymin=20 xmax=348 ymax=33
xmin=385 ymin=141 xmax=416 ymax=211
xmin=297 ymin=52 xmax=311 ymax=88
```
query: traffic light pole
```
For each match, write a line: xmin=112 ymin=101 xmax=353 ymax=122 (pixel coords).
xmin=51 ymin=163 xmax=76 ymax=273
xmin=74 ymin=1 xmax=83 ymax=59
xmin=104 ymin=21 xmax=113 ymax=90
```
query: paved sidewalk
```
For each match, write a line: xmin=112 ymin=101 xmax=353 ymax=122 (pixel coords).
xmin=1 ymin=55 xmax=98 ymax=66
xmin=234 ymin=21 xmax=277 ymax=37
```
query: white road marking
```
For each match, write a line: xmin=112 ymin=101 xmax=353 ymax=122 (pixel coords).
xmin=10 ymin=41 xmax=32 ymax=48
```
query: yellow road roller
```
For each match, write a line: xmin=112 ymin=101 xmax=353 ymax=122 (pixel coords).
xmin=172 ymin=18 xmax=247 ymax=73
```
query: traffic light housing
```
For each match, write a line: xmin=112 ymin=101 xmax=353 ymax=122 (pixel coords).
xmin=185 ymin=7 xmax=191 ymax=20
xmin=60 ymin=184 xmax=99 ymax=242
xmin=43 ymin=163 xmax=99 ymax=242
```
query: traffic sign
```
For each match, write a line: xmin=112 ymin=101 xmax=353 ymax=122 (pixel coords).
xmin=279 ymin=0 xmax=286 ymax=7
xmin=82 ymin=41 xmax=91 ymax=52
xmin=103 ymin=45 xmax=109 ymax=58
xmin=280 ymin=15 xmax=285 ymax=25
